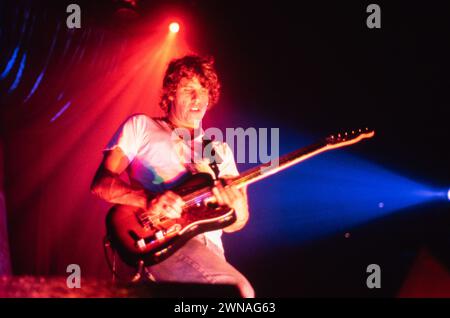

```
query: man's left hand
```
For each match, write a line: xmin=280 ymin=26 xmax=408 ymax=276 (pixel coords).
xmin=212 ymin=178 xmax=244 ymax=209
xmin=212 ymin=177 xmax=249 ymax=232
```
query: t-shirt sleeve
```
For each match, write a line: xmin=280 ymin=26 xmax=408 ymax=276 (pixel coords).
xmin=218 ymin=142 xmax=240 ymax=178
xmin=103 ymin=114 xmax=148 ymax=162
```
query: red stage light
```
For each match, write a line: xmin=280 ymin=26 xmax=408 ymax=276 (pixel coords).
xmin=169 ymin=22 xmax=180 ymax=33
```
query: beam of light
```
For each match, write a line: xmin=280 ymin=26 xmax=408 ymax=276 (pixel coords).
xmin=24 ymin=71 xmax=44 ymax=102
xmin=448 ymin=188 xmax=450 ymax=201
xmin=220 ymin=122 xmax=446 ymax=257
xmin=0 ymin=46 xmax=19 ymax=79
xmin=169 ymin=22 xmax=180 ymax=33
xmin=6 ymin=10 xmax=192 ymax=276
xmin=24 ymin=24 xmax=60 ymax=102
xmin=50 ymin=101 xmax=72 ymax=122
xmin=8 ymin=53 xmax=26 ymax=93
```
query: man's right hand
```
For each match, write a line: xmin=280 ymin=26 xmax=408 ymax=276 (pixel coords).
xmin=146 ymin=191 xmax=185 ymax=219
xmin=91 ymin=148 xmax=185 ymax=219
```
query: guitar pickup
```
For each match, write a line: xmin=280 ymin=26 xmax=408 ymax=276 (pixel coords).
xmin=136 ymin=238 xmax=146 ymax=250
xmin=155 ymin=230 xmax=165 ymax=240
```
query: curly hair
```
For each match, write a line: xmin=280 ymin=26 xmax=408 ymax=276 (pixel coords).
xmin=159 ymin=55 xmax=221 ymax=114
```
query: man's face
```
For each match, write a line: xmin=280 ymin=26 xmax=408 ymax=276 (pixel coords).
xmin=169 ymin=76 xmax=209 ymax=129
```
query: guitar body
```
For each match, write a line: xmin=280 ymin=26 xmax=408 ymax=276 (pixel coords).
xmin=105 ymin=173 xmax=236 ymax=266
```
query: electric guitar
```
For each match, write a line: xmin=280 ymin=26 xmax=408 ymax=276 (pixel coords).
xmin=106 ymin=128 xmax=375 ymax=266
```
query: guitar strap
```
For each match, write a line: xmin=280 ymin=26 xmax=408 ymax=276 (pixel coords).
xmin=202 ymin=137 xmax=223 ymax=180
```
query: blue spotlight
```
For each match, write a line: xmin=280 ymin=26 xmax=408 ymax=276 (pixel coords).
xmin=229 ymin=124 xmax=446 ymax=254
xmin=447 ymin=189 xmax=450 ymax=201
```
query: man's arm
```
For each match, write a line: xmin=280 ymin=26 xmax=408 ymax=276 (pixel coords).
xmin=211 ymin=143 xmax=250 ymax=233
xmin=223 ymin=187 xmax=249 ymax=233
xmin=90 ymin=147 xmax=148 ymax=209
xmin=91 ymin=147 xmax=184 ymax=217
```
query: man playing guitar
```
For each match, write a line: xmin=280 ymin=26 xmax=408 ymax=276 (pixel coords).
xmin=90 ymin=55 xmax=255 ymax=298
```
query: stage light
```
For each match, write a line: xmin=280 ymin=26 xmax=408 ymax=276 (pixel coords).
xmin=447 ymin=188 xmax=450 ymax=201
xmin=169 ymin=22 xmax=180 ymax=33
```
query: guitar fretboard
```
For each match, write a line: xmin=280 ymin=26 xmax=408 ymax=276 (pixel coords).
xmin=230 ymin=141 xmax=327 ymax=189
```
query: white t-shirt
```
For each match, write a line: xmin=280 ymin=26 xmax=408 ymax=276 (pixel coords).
xmin=104 ymin=114 xmax=240 ymax=252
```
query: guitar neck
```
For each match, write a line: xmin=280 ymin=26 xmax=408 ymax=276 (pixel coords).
xmin=179 ymin=129 xmax=373 ymax=207
xmin=230 ymin=130 xmax=375 ymax=189
xmin=230 ymin=141 xmax=326 ymax=189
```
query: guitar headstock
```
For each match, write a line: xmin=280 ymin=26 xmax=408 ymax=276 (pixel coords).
xmin=326 ymin=128 xmax=375 ymax=147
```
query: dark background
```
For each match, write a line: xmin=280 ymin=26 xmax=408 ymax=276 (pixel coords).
xmin=0 ymin=0 xmax=449 ymax=297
